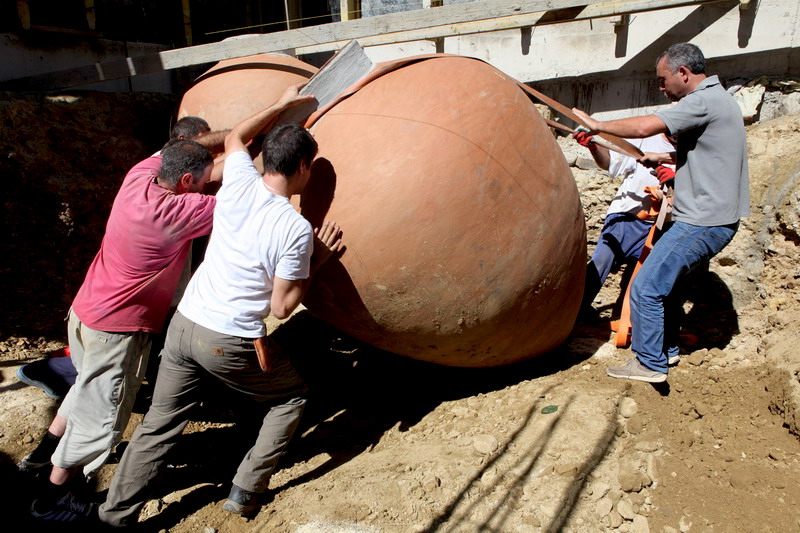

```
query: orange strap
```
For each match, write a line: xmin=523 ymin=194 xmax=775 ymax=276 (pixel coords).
xmin=609 ymin=189 xmax=670 ymax=347
xmin=633 ymin=185 xmax=664 ymax=221
xmin=609 ymin=221 xmax=658 ymax=347
xmin=519 ymin=84 xmax=643 ymax=159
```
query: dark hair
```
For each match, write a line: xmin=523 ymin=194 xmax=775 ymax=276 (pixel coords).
xmin=261 ymin=124 xmax=318 ymax=178
xmin=656 ymin=43 xmax=706 ymax=74
xmin=159 ymin=140 xmax=213 ymax=187
xmin=170 ymin=116 xmax=210 ymax=141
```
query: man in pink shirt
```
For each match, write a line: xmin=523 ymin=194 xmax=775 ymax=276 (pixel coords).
xmin=26 ymin=139 xmax=216 ymax=522
xmin=14 ymin=115 xmax=225 ymax=400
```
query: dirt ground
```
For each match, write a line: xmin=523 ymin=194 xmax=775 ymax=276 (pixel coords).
xmin=1 ymin=92 xmax=800 ymax=533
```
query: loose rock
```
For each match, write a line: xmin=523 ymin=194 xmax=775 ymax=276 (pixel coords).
xmin=620 ymin=397 xmax=639 ymax=418
xmin=596 ymin=496 xmax=613 ymax=517
xmin=618 ymin=499 xmax=636 ymax=520
xmin=609 ymin=510 xmax=624 ymax=528
xmin=472 ymin=434 xmax=499 ymax=455
xmin=631 ymin=515 xmax=650 ymax=533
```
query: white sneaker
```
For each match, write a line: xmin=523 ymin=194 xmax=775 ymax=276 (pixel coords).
xmin=668 ymin=354 xmax=680 ymax=366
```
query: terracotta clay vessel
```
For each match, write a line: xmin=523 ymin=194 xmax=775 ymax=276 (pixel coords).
xmin=301 ymin=55 xmax=586 ymax=367
xmin=178 ymin=53 xmax=585 ymax=367
xmin=178 ymin=53 xmax=317 ymax=129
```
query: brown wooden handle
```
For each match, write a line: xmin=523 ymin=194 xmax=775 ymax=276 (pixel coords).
xmin=254 ymin=336 xmax=272 ymax=373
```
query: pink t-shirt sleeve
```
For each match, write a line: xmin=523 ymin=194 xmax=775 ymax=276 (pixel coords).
xmin=71 ymin=155 xmax=217 ymax=333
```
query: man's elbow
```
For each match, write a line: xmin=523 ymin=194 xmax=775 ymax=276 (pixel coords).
xmin=271 ymin=306 xmax=291 ymax=320
xmin=639 ymin=126 xmax=660 ymax=138
xmin=639 ymin=116 xmax=667 ymax=138
xmin=270 ymin=298 xmax=297 ymax=320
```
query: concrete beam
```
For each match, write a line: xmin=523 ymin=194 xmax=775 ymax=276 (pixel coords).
xmin=2 ymin=0 xmax=719 ymax=90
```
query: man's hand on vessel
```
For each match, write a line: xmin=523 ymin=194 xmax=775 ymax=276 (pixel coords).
xmin=313 ymin=220 xmax=344 ymax=267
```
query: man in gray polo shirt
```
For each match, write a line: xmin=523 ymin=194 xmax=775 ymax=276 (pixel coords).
xmin=573 ymin=42 xmax=749 ymax=383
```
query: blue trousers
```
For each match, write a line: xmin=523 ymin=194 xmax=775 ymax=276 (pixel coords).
xmin=584 ymin=212 xmax=652 ymax=307
xmin=631 ymin=221 xmax=738 ymax=373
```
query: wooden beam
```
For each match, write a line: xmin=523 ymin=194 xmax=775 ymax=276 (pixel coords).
xmin=3 ymin=0 xmax=721 ymax=90
xmin=182 ymin=0 xmax=192 ymax=46
xmin=16 ymin=0 xmax=30 ymax=30
xmin=294 ymin=0 xmax=723 ymax=55
xmin=285 ymin=0 xmax=301 ymax=29
xmin=84 ymin=0 xmax=96 ymax=31
xmin=423 ymin=0 xmax=445 ymax=54
xmin=340 ymin=0 xmax=360 ymax=21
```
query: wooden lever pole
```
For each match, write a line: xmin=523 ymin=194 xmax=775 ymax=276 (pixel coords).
xmin=544 ymin=118 xmax=638 ymax=158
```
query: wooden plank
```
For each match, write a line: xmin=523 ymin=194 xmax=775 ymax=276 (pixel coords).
xmin=182 ymin=0 xmax=192 ymax=46
xmin=301 ymin=40 xmax=373 ymax=109
xmin=16 ymin=0 xmax=30 ymax=30
xmin=422 ymin=0 xmax=445 ymax=53
xmin=285 ymin=0 xmax=302 ymax=29
xmin=295 ymin=0 xmax=722 ymax=54
xmin=85 ymin=0 xmax=96 ymax=31
xmin=2 ymin=0 xmax=718 ymax=91
xmin=340 ymin=0 xmax=361 ymax=21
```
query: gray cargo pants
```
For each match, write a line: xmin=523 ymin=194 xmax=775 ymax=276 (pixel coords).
xmin=99 ymin=311 xmax=307 ymax=527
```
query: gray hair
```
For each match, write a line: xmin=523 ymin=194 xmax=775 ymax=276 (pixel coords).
xmin=159 ymin=140 xmax=213 ymax=188
xmin=656 ymin=43 xmax=706 ymax=74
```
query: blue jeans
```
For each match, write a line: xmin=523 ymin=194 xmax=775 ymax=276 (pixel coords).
xmin=630 ymin=221 xmax=738 ymax=373
xmin=584 ymin=212 xmax=652 ymax=307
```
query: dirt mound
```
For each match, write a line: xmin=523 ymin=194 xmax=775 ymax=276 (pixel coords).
xmin=0 ymin=91 xmax=176 ymax=341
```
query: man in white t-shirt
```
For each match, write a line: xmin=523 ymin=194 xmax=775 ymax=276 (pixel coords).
xmin=98 ymin=86 xmax=344 ymax=526
xmin=573 ymin=131 xmax=674 ymax=312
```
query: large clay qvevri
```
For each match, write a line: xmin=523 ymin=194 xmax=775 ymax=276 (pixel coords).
xmin=178 ymin=53 xmax=317 ymax=128
xmin=301 ymin=56 xmax=586 ymax=367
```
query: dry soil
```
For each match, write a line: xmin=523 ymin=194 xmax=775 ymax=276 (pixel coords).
xmin=1 ymin=93 xmax=799 ymax=533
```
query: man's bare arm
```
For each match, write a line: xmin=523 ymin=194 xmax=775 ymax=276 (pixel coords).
xmin=271 ymin=221 xmax=344 ymax=319
xmin=194 ymin=130 xmax=230 ymax=153
xmin=225 ymin=85 xmax=316 ymax=156
xmin=572 ymin=109 xmax=669 ymax=139
xmin=638 ymin=151 xmax=677 ymax=168
xmin=588 ymin=142 xmax=611 ymax=171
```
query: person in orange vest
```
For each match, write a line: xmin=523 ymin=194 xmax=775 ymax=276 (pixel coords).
xmin=572 ymin=130 xmax=675 ymax=314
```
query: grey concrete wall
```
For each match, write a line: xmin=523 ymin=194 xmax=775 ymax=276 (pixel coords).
xmin=362 ymin=0 xmax=800 ymax=119
xmin=0 ymin=33 xmax=172 ymax=93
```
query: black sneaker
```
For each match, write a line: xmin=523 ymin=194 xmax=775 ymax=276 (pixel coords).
xmin=222 ymin=484 xmax=263 ymax=518
xmin=16 ymin=359 xmax=70 ymax=400
xmin=18 ymin=431 xmax=61 ymax=472
xmin=18 ymin=452 xmax=51 ymax=472
xmin=31 ymin=491 xmax=97 ymax=523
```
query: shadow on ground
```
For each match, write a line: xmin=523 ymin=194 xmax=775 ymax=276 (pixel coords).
xmin=124 ymin=309 xmax=598 ymax=529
